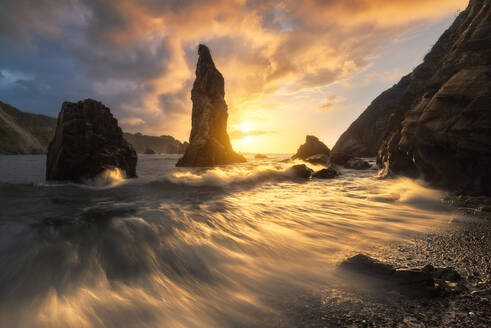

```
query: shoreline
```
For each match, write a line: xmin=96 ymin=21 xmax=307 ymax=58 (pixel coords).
xmin=282 ymin=195 xmax=491 ymax=327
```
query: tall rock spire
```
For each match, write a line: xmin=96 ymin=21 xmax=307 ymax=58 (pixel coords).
xmin=176 ymin=44 xmax=246 ymax=167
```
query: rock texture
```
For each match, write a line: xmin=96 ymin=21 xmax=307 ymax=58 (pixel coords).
xmin=123 ymin=132 xmax=188 ymax=154
xmin=332 ymin=0 xmax=491 ymax=195
xmin=292 ymin=135 xmax=330 ymax=160
xmin=344 ymin=158 xmax=371 ymax=170
xmin=46 ymin=99 xmax=137 ymax=181
xmin=289 ymin=164 xmax=313 ymax=179
xmin=0 ymin=101 xmax=56 ymax=154
xmin=176 ymin=45 xmax=245 ymax=167
xmin=339 ymin=254 xmax=465 ymax=297
xmin=313 ymin=166 xmax=338 ymax=179
xmin=305 ymin=153 xmax=330 ymax=166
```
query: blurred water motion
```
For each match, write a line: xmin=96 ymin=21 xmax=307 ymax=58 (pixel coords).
xmin=0 ymin=154 xmax=457 ymax=327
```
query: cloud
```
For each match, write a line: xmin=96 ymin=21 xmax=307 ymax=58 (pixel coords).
xmin=319 ymin=95 xmax=344 ymax=111
xmin=0 ymin=0 xmax=467 ymax=139
xmin=229 ymin=129 xmax=274 ymax=140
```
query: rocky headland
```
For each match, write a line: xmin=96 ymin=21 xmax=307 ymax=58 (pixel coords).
xmin=123 ymin=132 xmax=188 ymax=154
xmin=0 ymin=101 xmax=56 ymax=154
xmin=331 ymin=0 xmax=491 ymax=196
xmin=176 ymin=44 xmax=246 ymax=167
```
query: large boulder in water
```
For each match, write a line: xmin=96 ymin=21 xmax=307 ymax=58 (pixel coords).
xmin=176 ymin=45 xmax=246 ymax=167
xmin=289 ymin=164 xmax=313 ymax=179
xmin=46 ymin=99 xmax=137 ymax=181
xmin=313 ymin=166 xmax=339 ymax=179
xmin=292 ymin=135 xmax=330 ymax=160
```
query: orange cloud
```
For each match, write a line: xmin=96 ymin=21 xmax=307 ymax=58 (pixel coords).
xmin=2 ymin=0 xmax=468 ymax=148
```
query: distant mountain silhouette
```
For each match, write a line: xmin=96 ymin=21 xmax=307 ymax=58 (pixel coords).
xmin=123 ymin=132 xmax=188 ymax=154
xmin=0 ymin=101 xmax=56 ymax=154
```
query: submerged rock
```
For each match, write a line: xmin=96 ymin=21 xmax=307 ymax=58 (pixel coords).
xmin=255 ymin=154 xmax=268 ymax=159
xmin=339 ymin=254 xmax=466 ymax=297
xmin=344 ymin=158 xmax=371 ymax=170
xmin=46 ymin=99 xmax=137 ymax=181
xmin=292 ymin=135 xmax=330 ymax=160
xmin=176 ymin=45 xmax=246 ymax=167
xmin=289 ymin=164 xmax=313 ymax=179
xmin=313 ymin=166 xmax=339 ymax=179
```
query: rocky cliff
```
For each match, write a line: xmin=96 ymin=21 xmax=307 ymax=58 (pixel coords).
xmin=46 ymin=99 xmax=137 ymax=181
xmin=123 ymin=132 xmax=188 ymax=154
xmin=332 ymin=0 xmax=491 ymax=195
xmin=176 ymin=44 xmax=246 ymax=167
xmin=0 ymin=101 xmax=56 ymax=154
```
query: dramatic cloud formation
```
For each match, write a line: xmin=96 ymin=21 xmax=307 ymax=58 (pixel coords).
xmin=0 ymin=0 xmax=466 ymax=152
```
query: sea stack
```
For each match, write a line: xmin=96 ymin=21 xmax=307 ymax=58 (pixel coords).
xmin=46 ymin=99 xmax=137 ymax=181
xmin=176 ymin=44 xmax=246 ymax=167
xmin=292 ymin=135 xmax=330 ymax=160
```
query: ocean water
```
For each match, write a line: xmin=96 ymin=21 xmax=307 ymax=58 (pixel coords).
xmin=0 ymin=154 xmax=458 ymax=327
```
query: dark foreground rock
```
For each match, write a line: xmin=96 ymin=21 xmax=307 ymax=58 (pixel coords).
xmin=339 ymin=254 xmax=465 ymax=297
xmin=176 ymin=45 xmax=246 ymax=167
xmin=143 ymin=148 xmax=156 ymax=154
xmin=289 ymin=164 xmax=313 ymax=179
xmin=292 ymin=135 xmax=330 ymax=160
xmin=344 ymin=158 xmax=371 ymax=170
xmin=332 ymin=0 xmax=491 ymax=195
xmin=46 ymin=99 xmax=137 ymax=181
xmin=313 ymin=166 xmax=338 ymax=179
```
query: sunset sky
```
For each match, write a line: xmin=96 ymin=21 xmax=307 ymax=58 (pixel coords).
xmin=0 ymin=0 xmax=468 ymax=153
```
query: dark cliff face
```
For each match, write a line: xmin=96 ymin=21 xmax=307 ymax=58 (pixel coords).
xmin=332 ymin=0 xmax=491 ymax=195
xmin=176 ymin=44 xmax=246 ymax=167
xmin=46 ymin=99 xmax=137 ymax=181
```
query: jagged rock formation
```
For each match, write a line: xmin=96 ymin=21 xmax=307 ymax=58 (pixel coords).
xmin=0 ymin=101 xmax=56 ymax=154
xmin=46 ymin=99 xmax=137 ymax=181
xmin=332 ymin=0 xmax=491 ymax=195
xmin=123 ymin=132 xmax=188 ymax=154
xmin=176 ymin=45 xmax=246 ymax=167
xmin=292 ymin=135 xmax=330 ymax=160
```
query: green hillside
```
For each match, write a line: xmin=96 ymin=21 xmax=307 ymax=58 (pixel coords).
xmin=0 ymin=101 xmax=57 ymax=154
